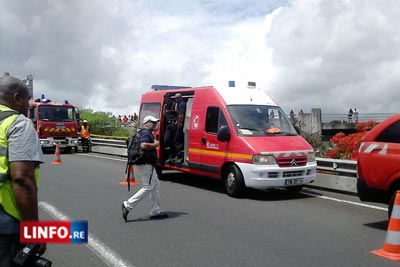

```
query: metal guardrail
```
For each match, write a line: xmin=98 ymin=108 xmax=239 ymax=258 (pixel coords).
xmin=321 ymin=113 xmax=395 ymax=123
xmin=91 ymin=137 xmax=127 ymax=148
xmin=316 ymin=158 xmax=357 ymax=177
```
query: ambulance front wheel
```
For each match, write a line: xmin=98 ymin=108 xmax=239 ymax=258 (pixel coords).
xmin=223 ymin=164 xmax=245 ymax=198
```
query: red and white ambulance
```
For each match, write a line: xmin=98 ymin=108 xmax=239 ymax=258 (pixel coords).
xmin=138 ymin=82 xmax=317 ymax=197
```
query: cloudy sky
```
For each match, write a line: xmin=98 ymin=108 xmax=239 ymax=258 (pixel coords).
xmin=1 ymin=0 xmax=399 ymax=117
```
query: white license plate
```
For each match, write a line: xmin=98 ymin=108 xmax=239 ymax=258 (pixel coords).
xmin=56 ymin=125 xmax=65 ymax=129
xmin=285 ymin=178 xmax=304 ymax=185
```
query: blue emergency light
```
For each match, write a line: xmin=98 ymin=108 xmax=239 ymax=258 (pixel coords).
xmin=228 ymin=81 xmax=235 ymax=87
xmin=40 ymin=94 xmax=51 ymax=103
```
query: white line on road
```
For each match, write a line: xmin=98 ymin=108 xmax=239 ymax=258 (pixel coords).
xmin=39 ymin=201 xmax=134 ymax=267
xmin=302 ymin=191 xmax=388 ymax=211
xmin=76 ymin=153 xmax=127 ymax=162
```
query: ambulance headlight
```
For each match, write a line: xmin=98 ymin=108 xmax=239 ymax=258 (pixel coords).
xmin=253 ymin=155 xmax=276 ymax=165
xmin=307 ymin=152 xmax=316 ymax=162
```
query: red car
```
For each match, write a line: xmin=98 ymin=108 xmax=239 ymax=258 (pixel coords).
xmin=357 ymin=114 xmax=400 ymax=216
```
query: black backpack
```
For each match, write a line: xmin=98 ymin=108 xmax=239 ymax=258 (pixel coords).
xmin=127 ymin=129 xmax=145 ymax=165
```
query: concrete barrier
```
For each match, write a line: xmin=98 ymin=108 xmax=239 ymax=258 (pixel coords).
xmin=307 ymin=173 xmax=357 ymax=194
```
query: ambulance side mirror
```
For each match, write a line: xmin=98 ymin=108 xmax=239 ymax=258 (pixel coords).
xmin=217 ymin=126 xmax=231 ymax=142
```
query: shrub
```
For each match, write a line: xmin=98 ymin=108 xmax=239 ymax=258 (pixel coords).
xmin=323 ymin=120 xmax=378 ymax=160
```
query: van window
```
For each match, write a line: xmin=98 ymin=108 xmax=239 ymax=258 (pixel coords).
xmin=376 ymin=121 xmax=400 ymax=143
xmin=227 ymin=105 xmax=297 ymax=136
xmin=139 ymin=102 xmax=161 ymax=129
xmin=205 ymin=107 xmax=227 ymax=134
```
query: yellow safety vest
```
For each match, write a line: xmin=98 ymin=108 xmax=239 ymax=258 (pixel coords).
xmin=0 ymin=105 xmax=40 ymax=220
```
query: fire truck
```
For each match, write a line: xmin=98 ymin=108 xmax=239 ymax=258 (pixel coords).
xmin=27 ymin=95 xmax=80 ymax=152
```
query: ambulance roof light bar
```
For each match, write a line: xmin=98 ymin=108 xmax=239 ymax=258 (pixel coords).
xmin=151 ymin=85 xmax=191 ymax=91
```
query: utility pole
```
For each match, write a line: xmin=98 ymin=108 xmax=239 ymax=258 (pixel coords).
xmin=24 ymin=75 xmax=33 ymax=99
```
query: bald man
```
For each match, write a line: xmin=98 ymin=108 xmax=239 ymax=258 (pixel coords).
xmin=0 ymin=75 xmax=46 ymax=266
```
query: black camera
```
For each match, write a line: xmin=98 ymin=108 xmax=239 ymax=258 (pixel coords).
xmin=13 ymin=244 xmax=52 ymax=267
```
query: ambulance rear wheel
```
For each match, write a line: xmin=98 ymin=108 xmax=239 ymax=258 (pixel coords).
xmin=223 ymin=165 xmax=245 ymax=198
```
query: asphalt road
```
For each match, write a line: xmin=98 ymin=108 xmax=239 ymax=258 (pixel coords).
xmin=36 ymin=152 xmax=397 ymax=267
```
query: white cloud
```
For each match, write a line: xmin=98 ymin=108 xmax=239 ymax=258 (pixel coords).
xmin=1 ymin=0 xmax=399 ymax=118
xmin=265 ymin=0 xmax=400 ymax=114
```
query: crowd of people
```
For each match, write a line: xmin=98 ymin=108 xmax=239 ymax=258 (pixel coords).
xmin=116 ymin=114 xmax=137 ymax=125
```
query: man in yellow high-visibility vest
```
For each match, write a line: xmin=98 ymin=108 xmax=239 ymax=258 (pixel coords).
xmin=0 ymin=74 xmax=46 ymax=266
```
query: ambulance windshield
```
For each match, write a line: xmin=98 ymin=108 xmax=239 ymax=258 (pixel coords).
xmin=227 ymin=105 xmax=298 ymax=136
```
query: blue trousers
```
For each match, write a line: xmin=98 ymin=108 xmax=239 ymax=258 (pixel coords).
xmin=0 ymin=234 xmax=19 ymax=267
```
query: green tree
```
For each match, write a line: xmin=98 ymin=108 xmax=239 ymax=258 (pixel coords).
xmin=79 ymin=109 xmax=132 ymax=138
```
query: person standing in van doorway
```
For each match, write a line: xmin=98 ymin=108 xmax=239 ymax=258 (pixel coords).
xmin=121 ymin=115 xmax=168 ymax=221
xmin=163 ymin=94 xmax=178 ymax=164
xmin=172 ymin=93 xmax=186 ymax=162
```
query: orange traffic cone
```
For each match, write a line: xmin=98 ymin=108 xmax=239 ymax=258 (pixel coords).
xmin=119 ymin=165 xmax=138 ymax=186
xmin=372 ymin=191 xmax=400 ymax=260
xmin=51 ymin=144 xmax=62 ymax=165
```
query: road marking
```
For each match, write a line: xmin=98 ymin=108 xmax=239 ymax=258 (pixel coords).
xmin=77 ymin=153 xmax=126 ymax=162
xmin=302 ymin=191 xmax=388 ymax=211
xmin=39 ymin=201 xmax=134 ymax=267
